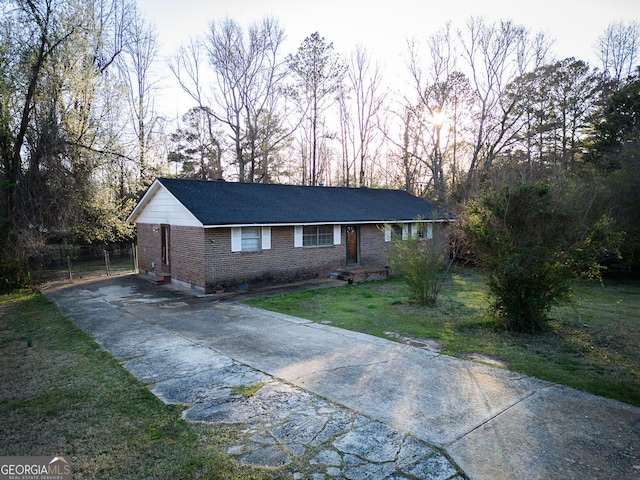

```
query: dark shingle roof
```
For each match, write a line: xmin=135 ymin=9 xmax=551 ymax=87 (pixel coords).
xmin=156 ymin=178 xmax=449 ymax=226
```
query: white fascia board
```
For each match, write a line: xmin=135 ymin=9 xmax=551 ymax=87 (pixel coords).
xmin=202 ymin=219 xmax=451 ymax=229
xmin=203 ymin=221 xmax=352 ymax=228
xmin=402 ymin=218 xmax=454 ymax=223
xmin=127 ymin=180 xmax=203 ymax=227
xmin=204 ymin=220 xmax=432 ymax=228
xmin=165 ymin=192 xmax=204 ymax=227
xmin=126 ymin=179 xmax=162 ymax=223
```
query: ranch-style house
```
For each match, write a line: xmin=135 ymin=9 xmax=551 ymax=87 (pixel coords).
xmin=127 ymin=177 xmax=452 ymax=293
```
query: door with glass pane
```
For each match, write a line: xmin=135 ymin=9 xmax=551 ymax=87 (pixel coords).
xmin=160 ymin=224 xmax=170 ymax=272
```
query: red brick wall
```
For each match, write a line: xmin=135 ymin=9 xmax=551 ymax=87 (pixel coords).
xmin=137 ymin=222 xmax=451 ymax=293
xmin=361 ymin=224 xmax=390 ymax=266
xmin=356 ymin=223 xmax=450 ymax=267
xmin=169 ymin=225 xmax=206 ymax=288
xmin=204 ymin=226 xmax=346 ymax=292
xmin=136 ymin=223 xmax=205 ymax=289
xmin=136 ymin=223 xmax=158 ymax=274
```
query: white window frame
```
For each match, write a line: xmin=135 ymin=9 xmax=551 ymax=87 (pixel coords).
xmin=231 ymin=227 xmax=271 ymax=252
xmin=385 ymin=223 xmax=407 ymax=242
xmin=261 ymin=227 xmax=271 ymax=250
xmin=303 ymin=225 xmax=334 ymax=247
xmin=241 ymin=226 xmax=261 ymax=251
xmin=386 ymin=222 xmax=433 ymax=242
xmin=411 ymin=222 xmax=433 ymax=240
xmin=294 ymin=226 xmax=303 ymax=247
xmin=294 ymin=224 xmax=341 ymax=247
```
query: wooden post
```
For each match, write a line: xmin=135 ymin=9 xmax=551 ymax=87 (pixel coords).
xmin=104 ymin=250 xmax=111 ymax=276
xmin=132 ymin=242 xmax=138 ymax=273
xmin=67 ymin=255 xmax=73 ymax=282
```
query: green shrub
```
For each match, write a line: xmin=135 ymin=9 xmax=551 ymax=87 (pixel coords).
xmin=464 ymin=181 xmax=623 ymax=332
xmin=386 ymin=228 xmax=450 ymax=305
xmin=0 ymin=258 xmax=30 ymax=292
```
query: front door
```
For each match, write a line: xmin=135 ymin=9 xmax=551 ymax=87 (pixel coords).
xmin=346 ymin=226 xmax=360 ymax=265
xmin=160 ymin=224 xmax=170 ymax=273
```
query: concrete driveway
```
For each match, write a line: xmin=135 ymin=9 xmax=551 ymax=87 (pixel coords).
xmin=44 ymin=274 xmax=640 ymax=480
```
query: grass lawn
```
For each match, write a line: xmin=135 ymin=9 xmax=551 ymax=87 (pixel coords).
xmin=245 ymin=267 xmax=640 ymax=407
xmin=0 ymin=291 xmax=281 ymax=480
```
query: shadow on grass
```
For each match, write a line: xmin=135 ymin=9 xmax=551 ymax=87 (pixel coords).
xmin=245 ymin=268 xmax=640 ymax=407
xmin=0 ymin=291 xmax=283 ymax=480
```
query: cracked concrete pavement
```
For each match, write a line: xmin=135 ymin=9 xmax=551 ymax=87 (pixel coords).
xmin=43 ymin=274 xmax=640 ymax=480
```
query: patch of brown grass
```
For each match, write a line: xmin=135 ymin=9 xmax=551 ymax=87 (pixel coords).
xmin=0 ymin=291 xmax=279 ymax=479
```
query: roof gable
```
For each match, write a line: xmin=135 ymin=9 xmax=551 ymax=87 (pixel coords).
xmin=131 ymin=178 xmax=449 ymax=227
xmin=127 ymin=180 xmax=202 ymax=227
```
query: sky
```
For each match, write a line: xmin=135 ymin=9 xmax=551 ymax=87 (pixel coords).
xmin=137 ymin=0 xmax=640 ymax=116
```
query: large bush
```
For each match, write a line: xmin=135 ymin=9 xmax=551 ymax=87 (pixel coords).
xmin=0 ymin=257 xmax=30 ymax=292
xmin=386 ymin=225 xmax=451 ymax=305
xmin=464 ymin=181 xmax=622 ymax=332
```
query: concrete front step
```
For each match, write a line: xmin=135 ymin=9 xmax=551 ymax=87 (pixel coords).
xmin=330 ymin=267 xmax=389 ymax=283
xmin=149 ymin=273 xmax=171 ymax=285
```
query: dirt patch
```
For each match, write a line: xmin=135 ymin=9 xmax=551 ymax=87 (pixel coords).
xmin=466 ymin=353 xmax=508 ymax=368
xmin=384 ymin=332 xmax=442 ymax=353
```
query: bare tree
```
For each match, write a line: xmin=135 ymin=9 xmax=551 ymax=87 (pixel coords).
xmin=596 ymin=21 xmax=640 ymax=83
xmin=398 ymin=106 xmax=427 ymax=195
xmin=405 ymin=25 xmax=475 ymax=204
xmin=342 ymin=45 xmax=385 ymax=187
xmin=0 ymin=0 xmax=137 ymax=270
xmin=459 ymin=17 xmax=551 ymax=199
xmin=118 ymin=5 xmax=162 ymax=192
xmin=205 ymin=17 xmax=287 ymax=182
xmin=169 ymin=36 xmax=223 ymax=179
xmin=381 ymin=97 xmax=431 ymax=196
xmin=407 ymin=32 xmax=452 ymax=203
xmin=2 ymin=0 xmax=73 ymax=214
xmin=338 ymin=90 xmax=354 ymax=185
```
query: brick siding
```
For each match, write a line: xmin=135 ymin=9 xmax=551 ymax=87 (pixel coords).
xmin=204 ymin=226 xmax=344 ymax=293
xmin=360 ymin=224 xmax=389 ymax=266
xmin=136 ymin=223 xmax=204 ymax=288
xmin=136 ymin=222 xmax=450 ymax=293
xmin=136 ymin=223 xmax=158 ymax=274
xmin=169 ymin=225 xmax=206 ymax=287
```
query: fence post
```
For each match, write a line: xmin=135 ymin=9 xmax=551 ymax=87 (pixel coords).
xmin=132 ymin=242 xmax=138 ymax=274
xmin=104 ymin=250 xmax=111 ymax=276
xmin=67 ymin=255 xmax=73 ymax=282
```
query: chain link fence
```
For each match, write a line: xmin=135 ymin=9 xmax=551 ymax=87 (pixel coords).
xmin=30 ymin=243 xmax=138 ymax=284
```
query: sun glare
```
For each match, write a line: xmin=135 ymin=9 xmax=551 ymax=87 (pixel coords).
xmin=431 ymin=109 xmax=446 ymax=127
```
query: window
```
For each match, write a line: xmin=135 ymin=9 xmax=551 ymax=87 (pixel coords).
xmin=303 ymin=225 xmax=333 ymax=246
xmin=231 ymin=227 xmax=271 ymax=252
xmin=384 ymin=223 xmax=408 ymax=242
xmin=241 ymin=227 xmax=261 ymax=251
xmin=294 ymin=225 xmax=340 ymax=247
xmin=412 ymin=223 xmax=433 ymax=240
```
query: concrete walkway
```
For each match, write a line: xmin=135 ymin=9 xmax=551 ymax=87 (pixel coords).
xmin=43 ymin=274 xmax=640 ymax=480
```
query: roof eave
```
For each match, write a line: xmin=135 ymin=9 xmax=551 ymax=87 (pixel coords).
xmin=126 ymin=179 xmax=163 ymax=224
xmin=202 ymin=218 xmax=454 ymax=228
xmin=127 ymin=179 xmax=205 ymax=227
